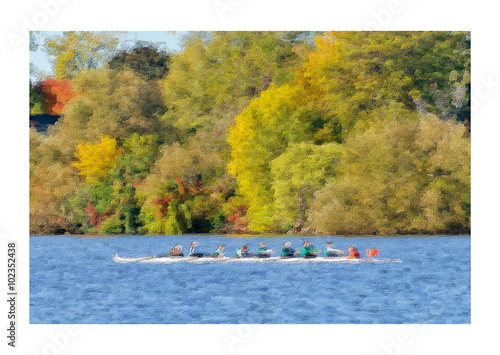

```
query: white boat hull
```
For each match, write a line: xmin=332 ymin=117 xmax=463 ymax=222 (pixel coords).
xmin=112 ymin=254 xmax=402 ymax=264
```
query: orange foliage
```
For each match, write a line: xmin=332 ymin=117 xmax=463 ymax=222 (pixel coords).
xmin=40 ymin=78 xmax=76 ymax=115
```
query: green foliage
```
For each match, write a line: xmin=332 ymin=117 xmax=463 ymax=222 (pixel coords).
xmin=271 ymin=142 xmax=342 ymax=229
xmin=50 ymin=68 xmax=170 ymax=156
xmin=30 ymin=129 xmax=86 ymax=234
xmin=100 ymin=213 xmax=125 ymax=234
xmin=106 ymin=134 xmax=161 ymax=234
xmin=118 ymin=133 xmax=161 ymax=180
xmin=136 ymin=131 xmax=232 ymax=235
xmin=296 ymin=31 xmax=470 ymax=135
xmin=45 ymin=31 xmax=118 ymax=79
xmin=81 ymin=133 xmax=162 ymax=234
xmin=30 ymin=82 xmax=46 ymax=115
xmin=161 ymin=31 xmax=313 ymax=133
xmin=30 ymin=31 xmax=470 ymax=236
xmin=309 ymin=112 xmax=470 ymax=235
xmin=109 ymin=46 xmax=171 ymax=81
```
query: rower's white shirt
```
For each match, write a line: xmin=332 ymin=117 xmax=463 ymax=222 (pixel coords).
xmin=327 ymin=246 xmax=343 ymax=253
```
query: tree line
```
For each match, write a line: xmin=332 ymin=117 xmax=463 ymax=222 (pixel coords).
xmin=30 ymin=31 xmax=470 ymax=235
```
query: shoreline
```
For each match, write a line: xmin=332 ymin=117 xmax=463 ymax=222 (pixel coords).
xmin=29 ymin=233 xmax=471 ymax=238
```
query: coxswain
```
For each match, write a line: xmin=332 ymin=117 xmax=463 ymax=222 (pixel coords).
xmin=365 ymin=248 xmax=379 ymax=257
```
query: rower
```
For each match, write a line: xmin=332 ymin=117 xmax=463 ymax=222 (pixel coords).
xmin=347 ymin=246 xmax=360 ymax=259
xmin=236 ymin=245 xmax=251 ymax=258
xmin=212 ymin=244 xmax=226 ymax=258
xmin=280 ymin=241 xmax=295 ymax=258
xmin=170 ymin=245 xmax=184 ymax=257
xmin=188 ymin=241 xmax=203 ymax=257
xmin=257 ymin=242 xmax=272 ymax=258
xmin=300 ymin=240 xmax=319 ymax=258
xmin=324 ymin=242 xmax=343 ymax=258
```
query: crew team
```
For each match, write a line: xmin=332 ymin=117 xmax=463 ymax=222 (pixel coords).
xmin=168 ymin=241 xmax=378 ymax=259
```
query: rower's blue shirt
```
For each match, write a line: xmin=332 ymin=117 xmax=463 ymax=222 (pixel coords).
xmin=236 ymin=249 xmax=250 ymax=257
xmin=281 ymin=247 xmax=294 ymax=257
xmin=213 ymin=248 xmax=224 ymax=257
xmin=300 ymin=245 xmax=318 ymax=256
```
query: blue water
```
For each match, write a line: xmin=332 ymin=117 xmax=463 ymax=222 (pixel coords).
xmin=30 ymin=235 xmax=470 ymax=324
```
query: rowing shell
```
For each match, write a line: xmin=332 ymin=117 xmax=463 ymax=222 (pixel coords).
xmin=112 ymin=254 xmax=402 ymax=264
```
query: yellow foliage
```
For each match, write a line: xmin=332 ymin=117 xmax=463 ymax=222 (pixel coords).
xmin=46 ymin=31 xmax=118 ymax=80
xmin=227 ymin=84 xmax=305 ymax=231
xmin=72 ymin=135 xmax=123 ymax=184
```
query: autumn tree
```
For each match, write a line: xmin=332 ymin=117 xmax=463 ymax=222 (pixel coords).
xmin=227 ymin=84 xmax=342 ymax=231
xmin=72 ymin=135 xmax=123 ymax=185
xmin=29 ymin=31 xmax=470 ymax=236
xmin=309 ymin=110 xmax=470 ymax=235
xmin=270 ymin=142 xmax=341 ymax=231
xmin=30 ymin=82 xmax=46 ymax=115
xmin=39 ymin=78 xmax=76 ymax=115
xmin=48 ymin=68 xmax=171 ymax=163
xmin=108 ymin=46 xmax=171 ymax=81
xmin=30 ymin=128 xmax=87 ymax=234
xmin=162 ymin=31 xmax=314 ymax=133
xmin=147 ymin=31 xmax=315 ymax=233
xmin=227 ymin=31 xmax=470 ymax=233
xmin=45 ymin=31 xmax=118 ymax=79
xmin=99 ymin=134 xmax=161 ymax=234
xmin=66 ymin=134 xmax=162 ymax=234
xmin=295 ymin=31 xmax=470 ymax=136
xmin=136 ymin=130 xmax=230 ymax=234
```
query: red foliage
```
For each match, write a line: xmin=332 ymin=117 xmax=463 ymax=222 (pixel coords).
xmin=85 ymin=203 xmax=98 ymax=227
xmin=227 ymin=210 xmax=241 ymax=223
xmin=40 ymin=78 xmax=76 ymax=115
xmin=227 ymin=205 xmax=248 ymax=230
xmin=85 ymin=202 xmax=113 ymax=230
xmin=152 ymin=196 xmax=175 ymax=217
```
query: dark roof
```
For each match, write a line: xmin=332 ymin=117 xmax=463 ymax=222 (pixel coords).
xmin=30 ymin=114 xmax=59 ymax=133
